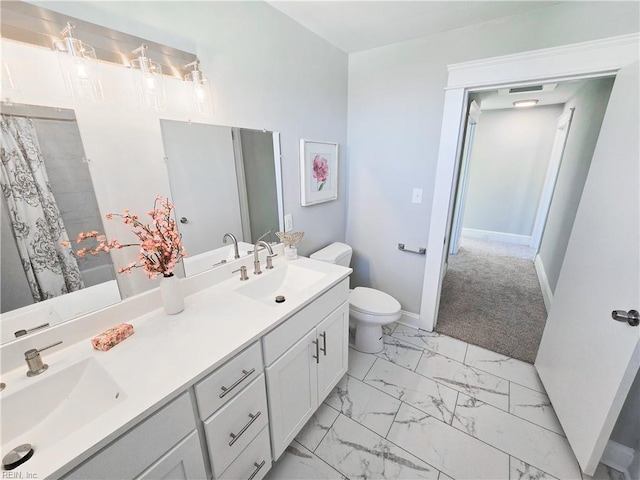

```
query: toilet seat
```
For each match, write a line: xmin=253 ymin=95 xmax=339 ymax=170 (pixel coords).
xmin=349 ymin=287 xmax=401 ymax=316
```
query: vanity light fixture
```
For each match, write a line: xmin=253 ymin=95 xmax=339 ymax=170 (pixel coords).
xmin=53 ymin=23 xmax=104 ymax=102
xmin=130 ymin=44 xmax=166 ymax=110
xmin=183 ymin=59 xmax=213 ymax=116
xmin=513 ymin=99 xmax=539 ymax=108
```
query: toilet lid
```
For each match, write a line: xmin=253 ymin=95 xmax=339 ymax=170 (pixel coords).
xmin=349 ymin=287 xmax=401 ymax=316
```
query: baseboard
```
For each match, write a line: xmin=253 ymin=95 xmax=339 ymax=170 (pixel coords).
xmin=601 ymin=440 xmax=634 ymax=480
xmin=534 ymin=254 xmax=553 ymax=313
xmin=398 ymin=311 xmax=422 ymax=330
xmin=462 ymin=228 xmax=531 ymax=246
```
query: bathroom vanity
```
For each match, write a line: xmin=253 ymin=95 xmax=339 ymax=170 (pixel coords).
xmin=0 ymin=248 xmax=351 ymax=479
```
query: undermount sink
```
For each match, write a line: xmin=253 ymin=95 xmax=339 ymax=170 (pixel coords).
xmin=1 ymin=358 xmax=125 ymax=453
xmin=236 ymin=263 xmax=326 ymax=305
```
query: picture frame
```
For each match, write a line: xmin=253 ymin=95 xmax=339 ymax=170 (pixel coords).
xmin=300 ymin=139 xmax=339 ymax=206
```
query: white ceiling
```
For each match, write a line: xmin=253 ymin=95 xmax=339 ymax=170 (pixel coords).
xmin=267 ymin=1 xmax=560 ymax=54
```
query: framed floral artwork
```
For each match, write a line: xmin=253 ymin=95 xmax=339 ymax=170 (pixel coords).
xmin=300 ymin=139 xmax=339 ymax=206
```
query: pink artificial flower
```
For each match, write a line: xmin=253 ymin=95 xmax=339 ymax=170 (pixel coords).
xmin=70 ymin=195 xmax=187 ymax=279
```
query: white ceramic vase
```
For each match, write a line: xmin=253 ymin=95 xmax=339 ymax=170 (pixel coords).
xmin=160 ymin=274 xmax=184 ymax=315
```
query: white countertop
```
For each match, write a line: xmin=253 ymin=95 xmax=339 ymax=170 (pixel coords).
xmin=0 ymin=255 xmax=351 ymax=479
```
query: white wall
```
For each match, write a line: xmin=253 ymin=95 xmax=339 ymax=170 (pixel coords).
xmin=538 ymin=77 xmax=614 ymax=293
xmin=346 ymin=1 xmax=639 ymax=313
xmin=462 ymin=105 xmax=563 ymax=238
xmin=9 ymin=1 xmax=348 ymax=298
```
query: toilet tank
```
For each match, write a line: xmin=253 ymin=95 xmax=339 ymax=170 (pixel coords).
xmin=310 ymin=242 xmax=352 ymax=267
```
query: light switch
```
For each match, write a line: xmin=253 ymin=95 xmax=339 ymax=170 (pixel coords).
xmin=284 ymin=214 xmax=293 ymax=232
xmin=412 ymin=188 xmax=423 ymax=204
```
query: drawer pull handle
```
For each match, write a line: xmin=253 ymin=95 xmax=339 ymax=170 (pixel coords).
xmin=248 ymin=460 xmax=266 ymax=480
xmin=220 ymin=368 xmax=256 ymax=399
xmin=312 ymin=339 xmax=319 ymax=364
xmin=320 ymin=331 xmax=327 ymax=356
xmin=229 ymin=411 xmax=261 ymax=446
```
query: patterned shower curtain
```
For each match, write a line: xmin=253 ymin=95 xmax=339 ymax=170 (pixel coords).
xmin=0 ymin=115 xmax=84 ymax=302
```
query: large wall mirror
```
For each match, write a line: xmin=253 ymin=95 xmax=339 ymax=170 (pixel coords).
xmin=0 ymin=103 xmax=121 ymax=344
xmin=0 ymin=10 xmax=285 ymax=343
xmin=160 ymin=120 xmax=283 ymax=276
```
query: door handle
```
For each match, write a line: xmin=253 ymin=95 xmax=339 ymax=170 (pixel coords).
xmin=312 ymin=339 xmax=319 ymax=364
xmin=611 ymin=310 xmax=639 ymax=327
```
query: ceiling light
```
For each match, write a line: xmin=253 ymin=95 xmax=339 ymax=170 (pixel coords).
xmin=54 ymin=22 xmax=103 ymax=102
xmin=513 ymin=99 xmax=539 ymax=108
xmin=130 ymin=44 xmax=165 ymax=110
xmin=183 ymin=60 xmax=213 ymax=116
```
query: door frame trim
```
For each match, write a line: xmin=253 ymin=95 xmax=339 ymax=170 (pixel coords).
xmin=529 ymin=108 xmax=575 ymax=251
xmin=419 ymin=33 xmax=640 ymax=332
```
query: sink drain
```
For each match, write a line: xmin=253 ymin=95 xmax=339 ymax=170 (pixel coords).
xmin=3 ymin=443 xmax=34 ymax=470
xmin=275 ymin=295 xmax=286 ymax=303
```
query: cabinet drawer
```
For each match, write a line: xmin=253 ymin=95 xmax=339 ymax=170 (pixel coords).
xmin=262 ymin=279 xmax=348 ymax=365
xmin=205 ymin=374 xmax=269 ymax=477
xmin=137 ymin=431 xmax=207 ymax=480
xmin=218 ymin=426 xmax=271 ymax=480
xmin=195 ymin=341 xmax=262 ymax=420
xmin=65 ymin=393 xmax=196 ymax=479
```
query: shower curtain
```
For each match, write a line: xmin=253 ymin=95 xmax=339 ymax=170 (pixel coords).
xmin=0 ymin=114 xmax=84 ymax=302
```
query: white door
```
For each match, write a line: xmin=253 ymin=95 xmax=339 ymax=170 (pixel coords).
xmin=535 ymin=62 xmax=640 ymax=475
xmin=160 ymin=121 xmax=243 ymax=256
xmin=265 ymin=329 xmax=318 ymax=460
xmin=449 ymin=101 xmax=481 ymax=256
xmin=316 ymin=302 xmax=349 ymax=402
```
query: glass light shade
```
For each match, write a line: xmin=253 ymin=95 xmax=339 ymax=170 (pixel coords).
xmin=184 ymin=68 xmax=213 ymax=116
xmin=131 ymin=55 xmax=165 ymax=111
xmin=54 ymin=36 xmax=104 ymax=102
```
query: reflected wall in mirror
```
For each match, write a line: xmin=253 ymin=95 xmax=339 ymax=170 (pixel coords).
xmin=0 ymin=103 xmax=120 ymax=344
xmin=160 ymin=120 xmax=283 ymax=276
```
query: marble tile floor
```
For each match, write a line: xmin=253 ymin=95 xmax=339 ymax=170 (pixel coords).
xmin=265 ymin=323 xmax=626 ymax=480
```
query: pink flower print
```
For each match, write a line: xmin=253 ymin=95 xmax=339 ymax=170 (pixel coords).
xmin=312 ymin=155 xmax=329 ymax=191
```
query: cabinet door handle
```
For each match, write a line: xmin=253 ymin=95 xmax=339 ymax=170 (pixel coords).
xmin=248 ymin=460 xmax=266 ymax=480
xmin=219 ymin=368 xmax=256 ymax=398
xmin=312 ymin=339 xmax=319 ymax=364
xmin=229 ymin=411 xmax=261 ymax=446
xmin=320 ymin=331 xmax=327 ymax=356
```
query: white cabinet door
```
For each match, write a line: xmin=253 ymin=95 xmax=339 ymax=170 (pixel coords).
xmin=137 ymin=431 xmax=207 ymax=480
xmin=317 ymin=303 xmax=349 ymax=402
xmin=266 ymin=329 xmax=318 ymax=460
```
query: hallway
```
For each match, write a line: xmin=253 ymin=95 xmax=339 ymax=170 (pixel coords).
xmin=436 ymin=238 xmax=547 ymax=363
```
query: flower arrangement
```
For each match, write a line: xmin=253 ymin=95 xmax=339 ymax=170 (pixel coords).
xmin=64 ymin=196 xmax=187 ymax=279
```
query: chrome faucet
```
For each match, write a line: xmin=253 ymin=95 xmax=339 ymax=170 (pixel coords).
xmin=223 ymin=233 xmax=240 ymax=259
xmin=253 ymin=240 xmax=275 ymax=275
xmin=24 ymin=340 xmax=62 ymax=377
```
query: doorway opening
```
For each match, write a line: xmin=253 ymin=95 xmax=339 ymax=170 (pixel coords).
xmin=435 ymin=77 xmax=615 ymax=363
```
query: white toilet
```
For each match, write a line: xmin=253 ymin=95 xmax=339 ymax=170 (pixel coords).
xmin=310 ymin=242 xmax=401 ymax=354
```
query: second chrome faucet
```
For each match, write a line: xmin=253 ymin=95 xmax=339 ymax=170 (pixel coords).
xmin=222 ymin=233 xmax=240 ymax=260
xmin=253 ymin=241 xmax=277 ymax=275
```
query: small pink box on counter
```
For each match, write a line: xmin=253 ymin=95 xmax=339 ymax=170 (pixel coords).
xmin=91 ymin=323 xmax=134 ymax=351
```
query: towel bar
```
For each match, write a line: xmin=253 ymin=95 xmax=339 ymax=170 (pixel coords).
xmin=398 ymin=243 xmax=426 ymax=255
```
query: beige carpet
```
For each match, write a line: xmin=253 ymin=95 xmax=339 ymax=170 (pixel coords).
xmin=435 ymin=238 xmax=547 ymax=364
